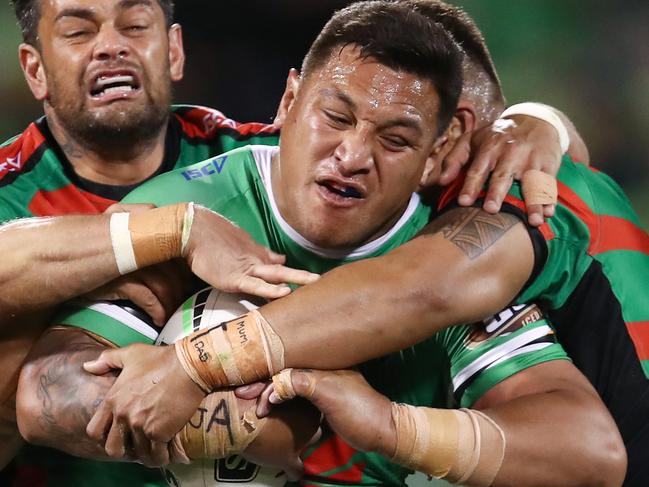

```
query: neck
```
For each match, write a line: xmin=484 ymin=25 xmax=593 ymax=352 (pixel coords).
xmin=45 ymin=107 xmax=168 ymax=186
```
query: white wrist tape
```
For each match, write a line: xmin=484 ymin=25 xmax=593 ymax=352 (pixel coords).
xmin=500 ymin=102 xmax=570 ymax=153
xmin=109 ymin=212 xmax=138 ymax=275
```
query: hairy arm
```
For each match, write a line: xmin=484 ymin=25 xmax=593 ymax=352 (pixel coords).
xmin=263 ymin=207 xmax=534 ymax=368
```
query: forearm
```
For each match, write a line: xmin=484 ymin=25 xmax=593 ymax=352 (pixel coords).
xmin=483 ymin=389 xmax=625 ymax=487
xmin=264 ymin=226 xmax=528 ymax=369
xmin=16 ymin=328 xmax=114 ymax=459
xmin=0 ymin=215 xmax=117 ymax=320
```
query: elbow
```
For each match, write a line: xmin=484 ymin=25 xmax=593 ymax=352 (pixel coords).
xmin=592 ymin=432 xmax=627 ymax=487
xmin=580 ymin=416 xmax=627 ymax=487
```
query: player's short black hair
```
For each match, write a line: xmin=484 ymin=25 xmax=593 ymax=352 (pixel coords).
xmin=302 ymin=0 xmax=463 ymax=136
xmin=403 ymin=0 xmax=505 ymax=120
xmin=11 ymin=0 xmax=175 ymax=46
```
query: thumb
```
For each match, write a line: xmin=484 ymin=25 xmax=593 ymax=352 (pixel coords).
xmin=83 ymin=348 xmax=125 ymax=375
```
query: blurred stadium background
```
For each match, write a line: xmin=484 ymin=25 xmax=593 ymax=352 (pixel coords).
xmin=0 ymin=1 xmax=647 ymax=225
xmin=0 ymin=2 xmax=646 ymax=486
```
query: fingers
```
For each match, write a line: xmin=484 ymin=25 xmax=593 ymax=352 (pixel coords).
xmin=458 ymin=141 xmax=499 ymax=206
xmin=481 ymin=145 xmax=528 ymax=214
xmin=86 ymin=404 xmax=112 ymax=450
xmin=526 ymin=204 xmax=545 ymax=227
xmin=104 ymin=416 xmax=127 ymax=458
xmin=83 ymin=348 xmax=124 ymax=375
xmin=237 ymin=276 xmax=291 ymax=300
xmin=251 ymin=264 xmax=320 ymax=287
xmin=439 ymin=132 xmax=471 ymax=186
xmin=235 ymin=382 xmax=267 ymax=400
xmin=255 ymin=382 xmax=276 ymax=418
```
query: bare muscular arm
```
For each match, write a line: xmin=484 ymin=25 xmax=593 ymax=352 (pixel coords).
xmin=281 ymin=361 xmax=626 ymax=487
xmin=0 ymin=206 xmax=319 ymax=328
xmin=16 ymin=327 xmax=319 ymax=470
xmin=264 ymin=207 xmax=534 ymax=368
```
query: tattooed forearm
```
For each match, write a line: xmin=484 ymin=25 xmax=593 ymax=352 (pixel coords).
xmin=422 ymin=208 xmax=520 ymax=260
xmin=19 ymin=330 xmax=114 ymax=459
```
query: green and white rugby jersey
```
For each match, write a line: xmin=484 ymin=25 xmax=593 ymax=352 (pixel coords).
xmin=55 ymin=145 xmax=567 ymax=487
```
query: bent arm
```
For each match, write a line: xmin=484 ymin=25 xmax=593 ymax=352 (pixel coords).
xmin=263 ymin=207 xmax=534 ymax=369
xmin=283 ymin=361 xmax=626 ymax=487
xmin=475 ymin=360 xmax=626 ymax=487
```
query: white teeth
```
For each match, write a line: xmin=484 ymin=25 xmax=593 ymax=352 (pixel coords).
xmin=95 ymin=75 xmax=135 ymax=89
xmin=104 ymin=85 xmax=133 ymax=95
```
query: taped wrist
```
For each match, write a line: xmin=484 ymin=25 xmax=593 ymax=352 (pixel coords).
xmin=500 ymin=102 xmax=570 ymax=153
xmin=110 ymin=202 xmax=194 ymax=275
xmin=390 ymin=404 xmax=506 ymax=487
xmin=521 ymin=169 xmax=558 ymax=206
xmin=175 ymin=309 xmax=285 ymax=391
xmin=177 ymin=390 xmax=266 ymax=459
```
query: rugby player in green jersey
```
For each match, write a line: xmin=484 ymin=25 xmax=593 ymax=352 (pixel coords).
xmin=15 ymin=2 xmax=625 ymax=487
xmin=66 ymin=1 xmax=647 ymax=484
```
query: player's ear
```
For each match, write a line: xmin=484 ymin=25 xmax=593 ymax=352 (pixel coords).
xmin=168 ymin=23 xmax=185 ymax=82
xmin=419 ymin=114 xmax=465 ymax=189
xmin=19 ymin=43 xmax=48 ymax=101
xmin=273 ymin=68 xmax=301 ymax=129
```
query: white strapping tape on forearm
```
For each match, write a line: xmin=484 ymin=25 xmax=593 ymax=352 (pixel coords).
xmin=181 ymin=202 xmax=195 ymax=256
xmin=500 ymin=102 xmax=570 ymax=153
xmin=391 ymin=403 xmax=506 ymax=486
xmin=109 ymin=212 xmax=138 ymax=275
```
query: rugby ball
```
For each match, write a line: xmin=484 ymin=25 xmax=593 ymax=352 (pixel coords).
xmin=157 ymin=288 xmax=285 ymax=487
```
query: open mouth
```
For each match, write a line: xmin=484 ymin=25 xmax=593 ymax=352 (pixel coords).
xmin=90 ymin=73 xmax=141 ymax=98
xmin=317 ymin=180 xmax=363 ymax=199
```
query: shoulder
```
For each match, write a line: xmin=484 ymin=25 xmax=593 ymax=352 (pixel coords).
xmin=171 ymin=105 xmax=278 ymax=141
xmin=0 ymin=121 xmax=49 ymax=185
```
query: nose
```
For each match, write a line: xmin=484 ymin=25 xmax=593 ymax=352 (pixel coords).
xmin=93 ymin=25 xmax=130 ymax=61
xmin=333 ymin=127 xmax=373 ymax=176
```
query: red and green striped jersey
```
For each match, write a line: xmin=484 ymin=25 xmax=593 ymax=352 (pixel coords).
xmin=438 ymin=156 xmax=649 ymax=486
xmin=0 ymin=105 xmax=279 ymax=223
xmin=4 ymin=108 xmax=278 ymax=487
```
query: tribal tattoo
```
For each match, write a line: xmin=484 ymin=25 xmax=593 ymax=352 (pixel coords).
xmin=423 ymin=208 xmax=520 ymax=260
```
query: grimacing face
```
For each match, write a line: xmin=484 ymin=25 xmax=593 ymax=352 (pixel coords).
xmin=27 ymin=0 xmax=184 ymax=147
xmin=272 ymin=45 xmax=443 ymax=249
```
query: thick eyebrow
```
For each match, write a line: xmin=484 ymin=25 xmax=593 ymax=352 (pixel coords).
xmin=54 ymin=7 xmax=96 ymax=23
xmin=380 ymin=116 xmax=424 ymax=137
xmin=319 ymin=87 xmax=427 ymax=136
xmin=319 ymin=88 xmax=357 ymax=112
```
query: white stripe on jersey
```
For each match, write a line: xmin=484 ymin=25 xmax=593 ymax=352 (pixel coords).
xmin=87 ymin=302 xmax=159 ymax=341
xmin=252 ymin=144 xmax=422 ymax=260
xmin=452 ymin=324 xmax=552 ymax=392
xmin=485 ymin=342 xmax=553 ymax=371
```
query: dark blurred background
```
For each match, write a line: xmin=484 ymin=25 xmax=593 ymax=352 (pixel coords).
xmin=1 ymin=0 xmax=647 ymax=224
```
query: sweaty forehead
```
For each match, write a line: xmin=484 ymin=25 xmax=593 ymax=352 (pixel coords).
xmin=306 ymin=45 xmax=438 ymax=122
xmin=41 ymin=0 xmax=157 ymax=20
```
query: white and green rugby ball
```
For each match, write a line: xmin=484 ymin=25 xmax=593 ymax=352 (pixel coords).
xmin=156 ymin=287 xmax=285 ymax=487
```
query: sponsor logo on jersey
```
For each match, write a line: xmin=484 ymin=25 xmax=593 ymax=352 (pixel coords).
xmin=181 ymin=155 xmax=229 ymax=181
xmin=0 ymin=153 xmax=22 ymax=173
xmin=465 ymin=303 xmax=545 ymax=349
